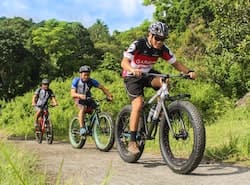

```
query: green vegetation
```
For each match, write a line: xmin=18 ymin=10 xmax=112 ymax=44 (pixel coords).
xmin=0 ymin=139 xmax=46 ymax=185
xmin=0 ymin=0 xmax=249 ymax=183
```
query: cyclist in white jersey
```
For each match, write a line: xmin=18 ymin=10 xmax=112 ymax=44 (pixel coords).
xmin=121 ymin=21 xmax=196 ymax=154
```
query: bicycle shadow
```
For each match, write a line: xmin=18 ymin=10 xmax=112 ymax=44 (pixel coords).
xmin=138 ymin=157 xmax=250 ymax=176
xmin=137 ymin=157 xmax=166 ymax=168
xmin=191 ymin=161 xmax=250 ymax=176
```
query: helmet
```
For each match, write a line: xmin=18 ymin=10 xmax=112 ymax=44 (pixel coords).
xmin=42 ymin=79 xmax=49 ymax=84
xmin=79 ymin=65 xmax=91 ymax=73
xmin=148 ymin=21 xmax=168 ymax=38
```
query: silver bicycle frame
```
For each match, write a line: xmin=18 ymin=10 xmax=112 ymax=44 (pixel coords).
xmin=147 ymin=76 xmax=175 ymax=135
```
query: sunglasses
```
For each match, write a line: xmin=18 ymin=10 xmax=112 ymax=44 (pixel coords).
xmin=154 ymin=35 xmax=166 ymax=42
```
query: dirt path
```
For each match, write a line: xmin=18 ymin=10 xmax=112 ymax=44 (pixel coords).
xmin=12 ymin=140 xmax=250 ymax=185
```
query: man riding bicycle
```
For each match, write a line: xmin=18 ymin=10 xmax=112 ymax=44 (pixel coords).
xmin=32 ymin=79 xmax=58 ymax=130
xmin=71 ymin=65 xmax=113 ymax=136
xmin=121 ymin=21 xmax=196 ymax=154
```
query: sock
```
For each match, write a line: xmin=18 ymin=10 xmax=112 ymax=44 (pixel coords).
xmin=130 ymin=131 xmax=137 ymax=142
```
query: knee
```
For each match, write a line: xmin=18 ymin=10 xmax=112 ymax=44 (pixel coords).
xmin=132 ymin=97 xmax=143 ymax=112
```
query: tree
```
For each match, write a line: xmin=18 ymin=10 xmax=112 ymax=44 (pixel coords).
xmin=88 ymin=19 xmax=111 ymax=43
xmin=32 ymin=19 xmax=96 ymax=77
xmin=0 ymin=29 xmax=36 ymax=99
xmin=143 ymin=0 xmax=214 ymax=32
xmin=206 ymin=0 xmax=250 ymax=98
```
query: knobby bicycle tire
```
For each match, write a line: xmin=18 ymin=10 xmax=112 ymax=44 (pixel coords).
xmin=115 ymin=105 xmax=145 ymax=163
xmin=35 ymin=120 xmax=43 ymax=144
xmin=46 ymin=119 xmax=53 ymax=144
xmin=69 ymin=117 xmax=86 ymax=149
xmin=93 ymin=112 xmax=115 ymax=152
xmin=159 ymin=100 xmax=206 ymax=174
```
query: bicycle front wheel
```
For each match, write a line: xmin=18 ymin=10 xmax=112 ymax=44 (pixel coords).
xmin=46 ymin=119 xmax=53 ymax=144
xmin=159 ymin=100 xmax=206 ymax=174
xmin=35 ymin=121 xmax=43 ymax=144
xmin=93 ymin=112 xmax=115 ymax=152
xmin=69 ymin=117 xmax=86 ymax=149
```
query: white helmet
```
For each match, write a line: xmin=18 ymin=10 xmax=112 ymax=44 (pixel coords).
xmin=148 ymin=21 xmax=168 ymax=38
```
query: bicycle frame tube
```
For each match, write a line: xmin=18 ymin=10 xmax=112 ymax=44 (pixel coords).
xmin=40 ymin=110 xmax=49 ymax=132
xmin=88 ymin=110 xmax=99 ymax=130
xmin=145 ymin=78 xmax=177 ymax=137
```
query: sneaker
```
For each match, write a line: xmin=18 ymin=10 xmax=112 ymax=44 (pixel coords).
xmin=128 ymin=141 xmax=140 ymax=155
xmin=80 ymin=127 xmax=86 ymax=136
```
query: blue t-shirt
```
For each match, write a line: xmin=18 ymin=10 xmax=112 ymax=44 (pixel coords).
xmin=71 ymin=77 xmax=99 ymax=97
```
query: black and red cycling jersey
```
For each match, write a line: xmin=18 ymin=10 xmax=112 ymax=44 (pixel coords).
xmin=122 ymin=38 xmax=176 ymax=77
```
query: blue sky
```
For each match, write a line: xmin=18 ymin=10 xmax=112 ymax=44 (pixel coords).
xmin=0 ymin=0 xmax=155 ymax=32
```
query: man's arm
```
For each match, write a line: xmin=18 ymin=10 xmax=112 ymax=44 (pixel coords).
xmin=51 ymin=96 xmax=58 ymax=106
xmin=32 ymin=94 xmax=37 ymax=106
xmin=121 ymin=57 xmax=141 ymax=77
xmin=98 ymin=84 xmax=113 ymax=101
xmin=71 ymin=88 xmax=86 ymax=100
xmin=172 ymin=61 xmax=196 ymax=79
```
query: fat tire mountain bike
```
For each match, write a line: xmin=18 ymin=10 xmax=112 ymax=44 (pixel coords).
xmin=115 ymin=73 xmax=206 ymax=174
xmin=69 ymin=97 xmax=115 ymax=152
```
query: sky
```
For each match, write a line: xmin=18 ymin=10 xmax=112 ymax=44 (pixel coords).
xmin=0 ymin=0 xmax=155 ymax=32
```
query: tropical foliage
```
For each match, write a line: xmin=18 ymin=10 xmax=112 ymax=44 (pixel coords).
xmin=0 ymin=0 xmax=249 ymax=164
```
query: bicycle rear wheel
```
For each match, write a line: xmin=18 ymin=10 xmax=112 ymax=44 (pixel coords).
xmin=115 ymin=105 xmax=145 ymax=163
xmin=46 ymin=120 xmax=53 ymax=144
xmin=69 ymin=117 xmax=86 ymax=149
xmin=93 ymin=112 xmax=115 ymax=152
xmin=159 ymin=100 xmax=206 ymax=174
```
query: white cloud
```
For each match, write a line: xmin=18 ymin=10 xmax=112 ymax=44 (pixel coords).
xmin=1 ymin=0 xmax=28 ymax=10
xmin=120 ymin=0 xmax=138 ymax=17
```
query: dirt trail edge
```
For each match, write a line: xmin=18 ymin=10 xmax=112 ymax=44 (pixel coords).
xmin=11 ymin=140 xmax=250 ymax=185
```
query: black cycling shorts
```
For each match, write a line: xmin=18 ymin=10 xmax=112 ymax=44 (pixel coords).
xmin=124 ymin=69 xmax=160 ymax=101
xmin=74 ymin=98 xmax=97 ymax=110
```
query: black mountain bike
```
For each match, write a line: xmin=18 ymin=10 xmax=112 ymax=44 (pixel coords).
xmin=69 ymin=97 xmax=115 ymax=152
xmin=115 ymin=73 xmax=206 ymax=174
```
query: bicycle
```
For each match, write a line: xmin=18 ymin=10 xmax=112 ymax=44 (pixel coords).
xmin=69 ymin=97 xmax=115 ymax=152
xmin=115 ymin=73 xmax=206 ymax=174
xmin=35 ymin=105 xmax=55 ymax=144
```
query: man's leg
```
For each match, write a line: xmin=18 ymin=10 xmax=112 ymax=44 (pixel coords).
xmin=78 ymin=105 xmax=87 ymax=135
xmin=128 ymin=96 xmax=143 ymax=154
xmin=34 ymin=108 xmax=42 ymax=131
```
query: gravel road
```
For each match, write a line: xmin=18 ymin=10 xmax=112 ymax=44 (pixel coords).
xmin=12 ymin=140 xmax=250 ymax=185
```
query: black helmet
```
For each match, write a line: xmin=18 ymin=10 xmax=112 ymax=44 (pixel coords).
xmin=79 ymin=65 xmax=91 ymax=73
xmin=148 ymin=21 xmax=168 ymax=38
xmin=42 ymin=79 xmax=49 ymax=84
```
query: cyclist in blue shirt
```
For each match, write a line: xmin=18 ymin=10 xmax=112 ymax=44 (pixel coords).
xmin=71 ymin=65 xmax=113 ymax=135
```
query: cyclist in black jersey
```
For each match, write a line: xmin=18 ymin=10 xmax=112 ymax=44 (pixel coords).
xmin=121 ymin=21 xmax=196 ymax=154
xmin=32 ymin=79 xmax=58 ymax=130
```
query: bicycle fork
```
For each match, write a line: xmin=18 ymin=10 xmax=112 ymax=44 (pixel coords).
xmin=161 ymin=102 xmax=188 ymax=140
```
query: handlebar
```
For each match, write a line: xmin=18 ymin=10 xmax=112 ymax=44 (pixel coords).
xmin=86 ymin=96 xmax=112 ymax=102
xmin=32 ymin=104 xmax=58 ymax=108
xmin=140 ymin=72 xmax=193 ymax=80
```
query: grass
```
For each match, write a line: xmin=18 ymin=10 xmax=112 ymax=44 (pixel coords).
xmin=204 ymin=104 xmax=250 ymax=165
xmin=0 ymin=138 xmax=47 ymax=185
